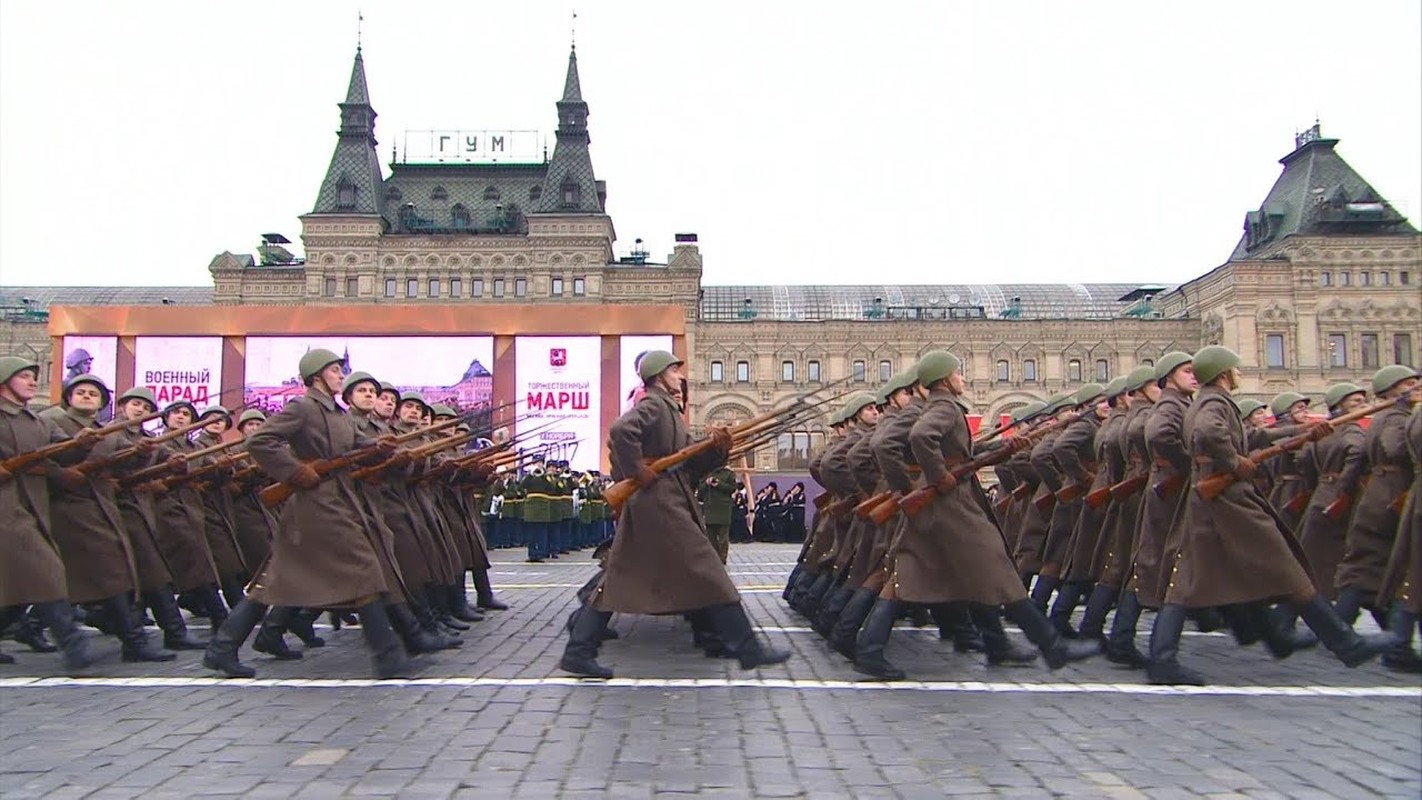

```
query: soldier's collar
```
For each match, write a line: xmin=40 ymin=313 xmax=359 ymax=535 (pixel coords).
xmin=306 ymin=387 xmax=339 ymax=411
xmin=0 ymin=397 xmax=28 ymax=415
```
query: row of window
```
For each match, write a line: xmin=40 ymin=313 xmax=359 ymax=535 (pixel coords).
xmin=322 ymin=276 xmax=588 ymax=299
xmin=1264 ymin=332 xmax=1414 ymax=369
xmin=708 ymin=359 xmax=894 ymax=384
xmin=1319 ymin=270 xmax=1410 ymax=287
xmin=992 ymin=357 xmax=1130 ymax=384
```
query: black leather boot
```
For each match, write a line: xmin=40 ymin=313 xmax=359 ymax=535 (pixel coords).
xmin=1003 ymin=598 xmax=1100 ymax=670
xmin=813 ymin=584 xmax=853 ymax=638
xmin=1028 ymin=574 xmax=1060 ymax=615
xmin=935 ymin=603 xmax=985 ymax=653
xmin=387 ymin=602 xmax=451 ymax=654
xmin=473 ymin=569 xmax=509 ymax=610
xmin=1332 ymin=585 xmax=1366 ymax=627
xmin=1145 ymin=604 xmax=1206 ymax=685
xmin=447 ymin=582 xmax=485 ymax=623
xmin=1190 ymin=607 xmax=1225 ymax=632
xmin=783 ymin=564 xmax=805 ymax=602
xmin=0 ymin=648 xmax=11 ymax=664
xmin=970 ymin=605 xmax=1037 ymax=666
xmin=854 ymin=598 xmax=906 ymax=680
xmin=358 ymin=602 xmax=415 ymax=679
xmin=14 ymin=608 xmax=57 ymax=652
xmin=1262 ymin=604 xmax=1318 ymax=658
xmin=416 ymin=599 xmax=463 ymax=648
xmin=800 ymin=572 xmax=834 ymax=619
xmin=559 ymin=601 xmax=614 ymax=678
xmin=1219 ymin=604 xmax=1265 ymax=646
xmin=219 ymin=575 xmax=247 ymax=610
xmin=31 ymin=600 xmax=93 ymax=674
xmin=1296 ymin=594 xmax=1398 ymax=667
xmin=108 ymin=594 xmax=176 ymax=662
xmin=288 ymin=608 xmax=326 ymax=648
xmin=687 ymin=610 xmax=733 ymax=658
xmin=1382 ymin=605 xmax=1422 ymax=673
xmin=253 ymin=606 xmax=303 ymax=660
xmin=705 ymin=602 xmax=791 ymax=670
xmin=1047 ymin=581 xmax=1090 ymax=638
xmin=200 ymin=583 xmax=230 ymax=630
xmin=829 ymin=587 xmax=878 ymax=660
xmin=146 ymin=590 xmax=205 ymax=650
xmin=1105 ymin=590 xmax=1149 ymax=667
xmin=202 ymin=599 xmax=266 ymax=678
xmin=788 ymin=568 xmax=821 ymax=613
xmin=427 ymin=586 xmax=469 ymax=631
xmin=1076 ymin=583 xmax=1117 ymax=640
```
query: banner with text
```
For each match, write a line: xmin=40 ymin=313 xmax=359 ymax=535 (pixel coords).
xmin=133 ymin=336 xmax=224 ymax=411
xmin=60 ymin=335 xmax=118 ymax=422
xmin=514 ymin=336 xmax=601 ymax=473
xmin=618 ymin=335 xmax=675 ymax=414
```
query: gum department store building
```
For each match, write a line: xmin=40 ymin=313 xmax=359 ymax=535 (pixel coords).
xmin=2 ymin=48 xmax=1419 ymax=472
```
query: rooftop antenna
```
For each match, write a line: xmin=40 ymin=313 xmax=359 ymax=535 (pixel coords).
xmin=357 ymin=10 xmax=364 ymax=53
xmin=571 ymin=9 xmax=577 ymax=50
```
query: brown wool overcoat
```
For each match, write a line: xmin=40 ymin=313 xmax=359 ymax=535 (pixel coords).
xmin=1378 ymin=408 xmax=1421 ymax=614
xmin=0 ymin=399 xmax=70 ymax=606
xmin=1335 ymin=404 xmax=1413 ymax=594
xmin=1127 ymin=388 xmax=1191 ymax=607
xmin=1295 ymin=422 xmax=1366 ymax=599
xmin=111 ymin=427 xmax=175 ymax=592
xmin=150 ymin=435 xmax=220 ymax=591
xmin=1093 ymin=400 xmax=1147 ymax=586
xmin=1064 ymin=406 xmax=1125 ymax=581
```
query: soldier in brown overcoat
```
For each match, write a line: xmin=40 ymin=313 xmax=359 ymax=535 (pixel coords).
xmin=193 ymin=406 xmax=250 ymax=609
xmin=151 ymin=400 xmax=228 ymax=626
xmin=228 ymin=411 xmax=277 ymax=577
xmin=41 ymin=374 xmax=174 ymax=662
xmin=1147 ymin=346 xmax=1397 ymax=685
xmin=559 ymin=351 xmax=790 ymax=678
xmin=1296 ymin=383 xmax=1368 ymax=601
xmin=808 ymin=392 xmax=880 ymax=633
xmin=203 ymin=348 xmax=413 ymax=680
xmin=1264 ymin=392 xmax=1314 ymax=531
xmin=787 ymin=413 xmax=851 ymax=614
xmin=1046 ymin=381 xmax=1114 ymax=633
xmin=1377 ymin=399 xmax=1422 ymax=672
xmin=851 ymin=351 xmax=1098 ymax=680
xmin=0 ymin=355 xmax=93 ymax=671
xmin=1334 ymin=365 xmax=1419 ymax=626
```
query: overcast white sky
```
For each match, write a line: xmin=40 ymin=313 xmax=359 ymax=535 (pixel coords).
xmin=1 ymin=1 xmax=1418 ymax=288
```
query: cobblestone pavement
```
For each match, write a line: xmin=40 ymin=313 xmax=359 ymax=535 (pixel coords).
xmin=2 ymin=544 xmax=1419 ymax=799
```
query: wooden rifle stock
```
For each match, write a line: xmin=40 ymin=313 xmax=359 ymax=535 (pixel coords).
xmin=259 ymin=446 xmax=382 ymax=507
xmin=1321 ymin=493 xmax=1352 ymax=521
xmin=992 ymin=492 xmax=1012 ymax=516
xmin=1011 ymin=482 xmax=1031 ymax=501
xmin=1084 ymin=484 xmax=1113 ymax=509
xmin=900 ymin=415 xmax=1077 ymax=520
xmin=1105 ymin=473 xmax=1147 ymax=504
xmin=1283 ymin=490 xmax=1311 ymax=517
xmin=812 ymin=492 xmax=832 ymax=511
xmin=854 ymin=490 xmax=895 ymax=518
xmin=1151 ymin=473 xmax=1185 ymax=498
xmin=2 ymin=409 xmax=168 ymax=474
xmin=868 ymin=492 xmax=905 ymax=525
xmin=1055 ymin=482 xmax=1087 ymax=504
xmin=1391 ymin=489 xmax=1410 ymax=515
xmin=1195 ymin=396 xmax=1402 ymax=501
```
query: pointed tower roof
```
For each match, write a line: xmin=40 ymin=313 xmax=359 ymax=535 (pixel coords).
xmin=311 ymin=49 xmax=386 ymax=215
xmin=535 ymin=47 xmax=604 ymax=214
xmin=1229 ymin=124 xmax=1416 ymax=261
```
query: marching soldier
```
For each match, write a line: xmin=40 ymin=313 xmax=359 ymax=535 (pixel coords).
xmin=785 ymin=409 xmax=849 ymax=613
xmin=229 ymin=410 xmax=278 ymax=576
xmin=1042 ymin=381 xmax=1110 ymax=634
xmin=1147 ymin=346 xmax=1395 ymax=685
xmin=1013 ymin=392 xmax=1073 ymax=589
xmin=203 ymin=348 xmax=412 ymax=679
xmin=559 ymin=350 xmax=789 ymax=678
xmin=698 ymin=462 xmax=738 ymax=563
xmin=1377 ymin=388 xmax=1422 ymax=672
xmin=1265 ymin=391 xmax=1314 ymax=531
xmin=1296 ymin=383 xmax=1368 ymax=600
xmin=0 ymin=355 xmax=93 ymax=671
xmin=152 ymin=400 xmax=228 ymax=628
xmin=810 ymin=392 xmax=880 ymax=634
xmin=194 ymin=406 xmax=249 ymax=609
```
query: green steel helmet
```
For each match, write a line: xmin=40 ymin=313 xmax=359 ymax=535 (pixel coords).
xmin=1268 ymin=391 xmax=1308 ymax=417
xmin=1371 ymin=364 xmax=1420 ymax=396
xmin=162 ymin=400 xmax=197 ymax=420
xmin=399 ymin=391 xmax=430 ymax=412
xmin=1236 ymin=399 xmax=1265 ymax=420
xmin=873 ymin=385 xmax=894 ymax=406
xmin=0 ymin=355 xmax=40 ymax=385
xmin=1013 ymin=400 xmax=1047 ymax=425
xmin=1044 ymin=392 xmax=1075 ymax=415
xmin=62 ymin=373 xmax=111 ymax=409
xmin=638 ymin=350 xmax=683 ymax=383
xmin=198 ymin=404 xmax=232 ymax=423
xmin=883 ymin=369 xmax=916 ymax=397
xmin=1191 ymin=345 xmax=1240 ymax=385
xmin=341 ymin=370 xmax=380 ymax=401
xmin=378 ymin=381 xmax=399 ymax=397
xmin=1074 ymin=382 xmax=1106 ymax=406
xmin=1153 ymin=351 xmax=1194 ymax=383
xmin=116 ymin=386 xmax=158 ymax=410
xmin=237 ymin=409 xmax=267 ymax=427
xmin=840 ymin=392 xmax=877 ymax=423
xmin=1323 ymin=382 xmax=1365 ymax=411
xmin=430 ymin=404 xmax=457 ymax=419
xmin=1103 ymin=377 xmax=1128 ymax=399
xmin=827 ymin=404 xmax=847 ymax=427
xmin=915 ymin=350 xmax=961 ymax=386
xmin=1124 ymin=365 xmax=1156 ymax=393
xmin=298 ymin=348 xmax=343 ymax=382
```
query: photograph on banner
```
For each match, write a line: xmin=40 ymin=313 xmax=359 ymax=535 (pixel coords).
xmin=243 ymin=336 xmax=495 ymax=438
xmin=619 ymin=334 xmax=674 ymax=413
xmin=514 ymin=336 xmax=601 ymax=472
xmin=60 ymin=335 xmax=119 ymax=422
xmin=133 ymin=337 xmax=224 ymax=431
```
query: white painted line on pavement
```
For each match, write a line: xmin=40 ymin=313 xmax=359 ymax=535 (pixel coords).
xmin=757 ymin=626 xmax=1229 ymax=638
xmin=0 ymin=676 xmax=1415 ymax=697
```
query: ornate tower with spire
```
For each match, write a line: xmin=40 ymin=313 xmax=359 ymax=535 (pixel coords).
xmin=312 ymin=48 xmax=385 ymax=215
xmin=536 ymin=47 xmax=606 ymax=214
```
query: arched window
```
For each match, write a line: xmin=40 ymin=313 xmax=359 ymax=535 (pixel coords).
xmin=336 ymin=178 xmax=356 ymax=210
xmin=431 ymin=185 xmax=448 ymax=201
xmin=1068 ymin=359 xmax=1082 ymax=382
xmin=1095 ymin=359 xmax=1110 ymax=381
xmin=483 ymin=185 xmax=500 ymax=201
xmin=561 ymin=181 xmax=580 ymax=206
xmin=781 ymin=361 xmax=795 ymax=382
xmin=1320 ymin=272 xmax=1332 ymax=286
xmin=529 ymin=185 xmax=542 ymax=202
xmin=451 ymin=205 xmax=471 ymax=229
xmin=996 ymin=360 xmax=1010 ymax=382
xmin=1023 ymin=359 xmax=1038 ymax=382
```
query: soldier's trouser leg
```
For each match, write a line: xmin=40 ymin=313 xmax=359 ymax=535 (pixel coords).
xmin=814 ymin=583 xmax=855 ymax=638
xmin=145 ymin=589 xmax=205 ymax=650
xmin=559 ymin=600 xmax=614 ymax=678
xmin=1002 ymin=598 xmax=1100 ymax=670
xmin=1077 ymin=583 xmax=1118 ymax=640
xmin=107 ymin=594 xmax=176 ymax=663
xmin=526 ymin=522 xmax=548 ymax=562
xmin=1146 ymin=604 xmax=1205 ymax=685
xmin=830 ymin=587 xmax=878 ymax=660
xmin=854 ymin=598 xmax=905 ymax=680
xmin=968 ymin=604 xmax=1037 ymax=665
xmin=703 ymin=602 xmax=791 ymax=670
xmin=1105 ymin=589 xmax=1148 ymax=667
xmin=706 ymin=525 xmax=730 ymax=565
xmin=1382 ymin=605 xmax=1422 ymax=673
xmin=1047 ymin=580 xmax=1091 ymax=637
xmin=357 ymin=601 xmax=414 ymax=679
xmin=30 ymin=601 xmax=93 ymax=674
xmin=1294 ymin=594 xmax=1397 ymax=668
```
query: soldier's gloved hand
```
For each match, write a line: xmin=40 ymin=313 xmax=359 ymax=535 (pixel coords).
xmin=0 ymin=465 xmax=12 ymax=484
xmin=935 ymin=472 xmax=958 ymax=493
xmin=708 ymin=425 xmax=733 ymax=454
xmin=634 ymin=463 xmax=659 ymax=488
xmin=291 ymin=463 xmax=321 ymax=490
xmin=74 ymin=427 xmax=102 ymax=447
xmin=54 ymin=467 xmax=88 ymax=491
xmin=1232 ymin=456 xmax=1258 ymax=481
xmin=1305 ymin=421 xmax=1332 ymax=442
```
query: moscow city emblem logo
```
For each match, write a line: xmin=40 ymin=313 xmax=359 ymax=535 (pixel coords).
xmin=549 ymin=348 xmax=568 ymax=367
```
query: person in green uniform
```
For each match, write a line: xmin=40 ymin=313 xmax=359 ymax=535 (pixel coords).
xmin=699 ymin=464 xmax=738 ymax=564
